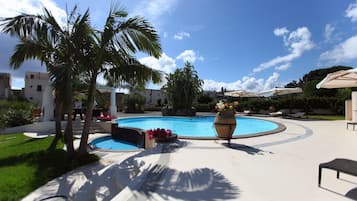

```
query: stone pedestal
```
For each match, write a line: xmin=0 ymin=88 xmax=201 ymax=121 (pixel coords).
xmin=352 ymin=92 xmax=357 ymax=122
xmin=346 ymin=99 xmax=352 ymax=121
xmin=110 ymin=88 xmax=117 ymax=118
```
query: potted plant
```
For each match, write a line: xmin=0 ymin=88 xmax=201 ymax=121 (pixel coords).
xmin=32 ymin=101 xmax=41 ymax=118
xmin=214 ymin=100 xmax=239 ymax=144
xmin=146 ymin=128 xmax=177 ymax=143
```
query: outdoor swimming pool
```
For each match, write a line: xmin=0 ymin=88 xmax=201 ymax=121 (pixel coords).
xmin=90 ymin=136 xmax=139 ymax=151
xmin=117 ymin=116 xmax=282 ymax=138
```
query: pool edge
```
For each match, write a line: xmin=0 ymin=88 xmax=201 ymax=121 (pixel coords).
xmin=117 ymin=115 xmax=286 ymax=140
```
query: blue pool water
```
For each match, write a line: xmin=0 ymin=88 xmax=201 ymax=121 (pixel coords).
xmin=90 ymin=136 xmax=139 ymax=150
xmin=117 ymin=116 xmax=279 ymax=138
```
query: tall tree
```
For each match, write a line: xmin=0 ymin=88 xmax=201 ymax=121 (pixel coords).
xmin=77 ymin=5 xmax=163 ymax=156
xmin=1 ymin=7 xmax=92 ymax=157
xmin=163 ymin=62 xmax=203 ymax=113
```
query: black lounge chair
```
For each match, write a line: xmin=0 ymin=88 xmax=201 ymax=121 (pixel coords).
xmin=318 ymin=158 xmax=357 ymax=186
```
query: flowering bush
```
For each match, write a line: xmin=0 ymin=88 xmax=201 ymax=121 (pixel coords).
xmin=146 ymin=128 xmax=173 ymax=140
xmin=96 ymin=115 xmax=112 ymax=121
xmin=215 ymin=100 xmax=239 ymax=112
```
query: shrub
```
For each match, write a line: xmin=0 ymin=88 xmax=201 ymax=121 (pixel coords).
xmin=123 ymin=92 xmax=146 ymax=113
xmin=0 ymin=100 xmax=34 ymax=128
xmin=197 ymin=94 xmax=213 ymax=104
xmin=144 ymin=106 xmax=162 ymax=111
xmin=237 ymin=96 xmax=345 ymax=115
xmin=194 ymin=103 xmax=213 ymax=112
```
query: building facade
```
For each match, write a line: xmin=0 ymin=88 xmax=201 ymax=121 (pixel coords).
xmin=24 ymin=72 xmax=50 ymax=106
xmin=0 ymin=73 xmax=11 ymax=99
xmin=141 ymin=89 xmax=166 ymax=106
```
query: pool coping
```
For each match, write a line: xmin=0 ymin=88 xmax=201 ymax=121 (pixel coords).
xmin=116 ymin=115 xmax=286 ymax=140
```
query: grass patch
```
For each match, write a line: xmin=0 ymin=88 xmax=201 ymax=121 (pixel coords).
xmin=0 ymin=133 xmax=98 ymax=201
xmin=305 ymin=115 xmax=345 ymax=120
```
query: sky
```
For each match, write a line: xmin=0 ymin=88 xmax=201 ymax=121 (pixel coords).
xmin=0 ymin=0 xmax=357 ymax=92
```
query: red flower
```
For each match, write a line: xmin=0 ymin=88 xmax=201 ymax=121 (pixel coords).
xmin=146 ymin=128 xmax=173 ymax=139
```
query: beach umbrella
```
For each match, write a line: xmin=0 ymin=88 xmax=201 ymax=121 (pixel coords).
xmin=224 ymin=90 xmax=259 ymax=97
xmin=316 ymin=68 xmax=357 ymax=89
xmin=316 ymin=68 xmax=357 ymax=122
xmin=259 ymin=87 xmax=303 ymax=97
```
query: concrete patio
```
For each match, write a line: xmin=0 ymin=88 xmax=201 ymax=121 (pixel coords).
xmin=20 ymin=113 xmax=357 ymax=201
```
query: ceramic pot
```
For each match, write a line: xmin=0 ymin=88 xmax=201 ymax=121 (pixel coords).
xmin=214 ymin=111 xmax=236 ymax=140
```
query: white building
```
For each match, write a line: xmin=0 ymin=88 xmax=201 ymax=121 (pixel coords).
xmin=24 ymin=72 xmax=50 ymax=106
xmin=141 ymin=89 xmax=166 ymax=106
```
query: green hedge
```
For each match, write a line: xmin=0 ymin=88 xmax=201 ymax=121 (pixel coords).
xmin=194 ymin=103 xmax=216 ymax=112
xmin=204 ymin=96 xmax=345 ymax=115
xmin=144 ymin=106 xmax=162 ymax=111
xmin=237 ymin=97 xmax=345 ymax=115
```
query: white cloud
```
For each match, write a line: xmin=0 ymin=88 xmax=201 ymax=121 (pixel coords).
xmin=176 ymin=50 xmax=204 ymax=63
xmin=320 ymin=35 xmax=357 ymax=63
xmin=264 ymin=72 xmax=280 ymax=90
xmin=202 ymin=72 xmax=280 ymax=92
xmin=133 ymin=0 xmax=177 ymax=22
xmin=253 ymin=27 xmax=314 ymax=73
xmin=324 ymin=24 xmax=335 ymax=42
xmin=173 ymin=31 xmax=190 ymax=40
xmin=275 ymin=63 xmax=291 ymax=71
xmin=345 ymin=0 xmax=357 ymax=22
xmin=0 ymin=0 xmax=66 ymax=25
xmin=163 ymin=32 xmax=168 ymax=38
xmin=139 ymin=53 xmax=177 ymax=74
xmin=273 ymin=27 xmax=289 ymax=36
xmin=11 ymin=76 xmax=25 ymax=90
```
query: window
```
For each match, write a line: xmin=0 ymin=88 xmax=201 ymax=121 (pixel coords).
xmin=37 ymin=85 xmax=42 ymax=92
xmin=30 ymin=74 xmax=34 ymax=79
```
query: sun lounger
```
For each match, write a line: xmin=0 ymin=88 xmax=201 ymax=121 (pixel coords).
xmin=243 ymin=110 xmax=253 ymax=115
xmin=288 ymin=112 xmax=305 ymax=118
xmin=318 ymin=158 xmax=357 ymax=186
xmin=23 ymin=132 xmax=52 ymax=138
xmin=346 ymin=121 xmax=357 ymax=130
xmin=269 ymin=111 xmax=283 ymax=117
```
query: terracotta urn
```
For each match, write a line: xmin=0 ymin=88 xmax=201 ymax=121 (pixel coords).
xmin=214 ymin=110 xmax=236 ymax=142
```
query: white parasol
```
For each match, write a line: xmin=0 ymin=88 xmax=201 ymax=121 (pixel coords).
xmin=316 ymin=68 xmax=357 ymax=89
xmin=224 ymin=90 xmax=259 ymax=97
xmin=259 ymin=87 xmax=303 ymax=97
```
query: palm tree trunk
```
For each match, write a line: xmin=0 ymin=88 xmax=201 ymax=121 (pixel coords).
xmin=78 ymin=75 xmax=97 ymax=156
xmin=64 ymin=113 xmax=75 ymax=158
xmin=48 ymin=95 xmax=63 ymax=150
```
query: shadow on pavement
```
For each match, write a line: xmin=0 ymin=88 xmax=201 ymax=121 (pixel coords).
xmin=221 ymin=143 xmax=273 ymax=155
xmin=134 ymin=165 xmax=240 ymax=201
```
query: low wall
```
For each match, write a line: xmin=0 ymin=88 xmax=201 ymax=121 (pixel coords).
xmin=111 ymin=124 xmax=145 ymax=148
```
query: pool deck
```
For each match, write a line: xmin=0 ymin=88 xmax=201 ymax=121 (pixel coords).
xmin=20 ymin=112 xmax=357 ymax=201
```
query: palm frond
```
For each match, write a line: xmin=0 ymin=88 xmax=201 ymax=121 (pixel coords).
xmin=9 ymin=38 xmax=54 ymax=69
xmin=116 ymin=16 xmax=162 ymax=58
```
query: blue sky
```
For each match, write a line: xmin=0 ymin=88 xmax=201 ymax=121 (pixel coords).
xmin=0 ymin=0 xmax=357 ymax=92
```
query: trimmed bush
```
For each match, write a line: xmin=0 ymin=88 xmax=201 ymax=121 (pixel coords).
xmin=238 ymin=96 xmax=345 ymax=115
xmin=0 ymin=100 xmax=34 ymax=128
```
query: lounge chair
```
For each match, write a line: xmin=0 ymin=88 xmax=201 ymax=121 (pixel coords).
xmin=23 ymin=132 xmax=52 ymax=139
xmin=346 ymin=121 xmax=357 ymax=130
xmin=318 ymin=158 xmax=357 ymax=186
xmin=269 ymin=111 xmax=283 ymax=117
xmin=288 ymin=112 xmax=305 ymax=118
xmin=243 ymin=110 xmax=253 ymax=115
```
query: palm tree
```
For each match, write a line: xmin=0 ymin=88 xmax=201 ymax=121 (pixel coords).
xmin=77 ymin=6 xmax=163 ymax=156
xmin=1 ymin=7 xmax=93 ymax=157
xmin=163 ymin=62 xmax=203 ymax=114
